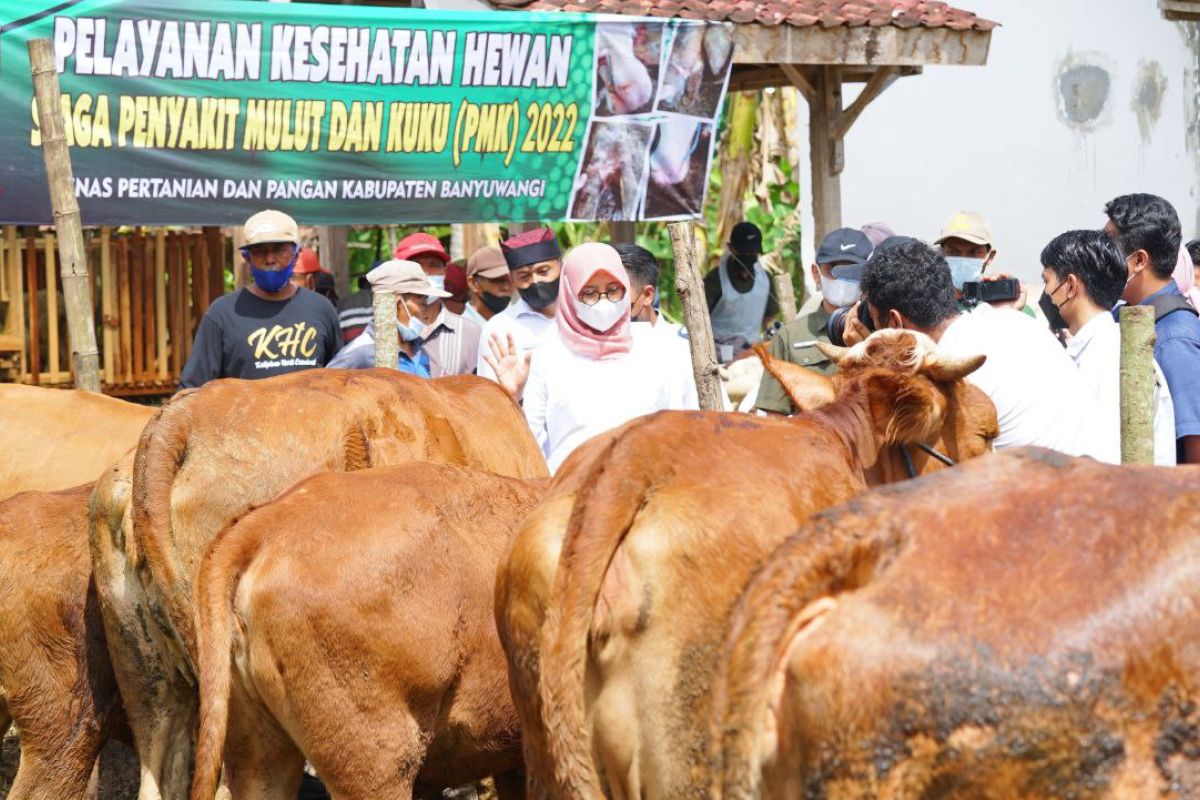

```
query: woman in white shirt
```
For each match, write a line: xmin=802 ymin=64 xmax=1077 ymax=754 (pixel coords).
xmin=485 ymin=242 xmax=697 ymax=472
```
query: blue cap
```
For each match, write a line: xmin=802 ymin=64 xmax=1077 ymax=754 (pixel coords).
xmin=816 ymin=228 xmax=873 ymax=268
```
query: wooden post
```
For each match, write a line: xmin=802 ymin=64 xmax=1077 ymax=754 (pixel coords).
xmin=1119 ymin=305 xmax=1157 ymax=465
xmin=809 ymin=66 xmax=843 ymax=239
xmin=668 ymin=221 xmax=722 ymax=411
xmin=318 ymin=225 xmax=350 ymax=298
xmin=372 ymin=290 xmax=399 ymax=369
xmin=43 ymin=234 xmax=61 ymax=380
xmin=28 ymin=38 xmax=101 ymax=392
xmin=772 ymin=272 xmax=798 ymax=322
xmin=25 ymin=235 xmax=40 ymax=384
xmin=203 ymin=226 xmax=226 ymax=302
xmin=609 ymin=221 xmax=636 ymax=244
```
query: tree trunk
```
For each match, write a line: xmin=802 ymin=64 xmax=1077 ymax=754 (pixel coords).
xmin=1119 ymin=305 xmax=1156 ymax=465
xmin=372 ymin=290 xmax=398 ymax=369
xmin=669 ymin=222 xmax=722 ymax=411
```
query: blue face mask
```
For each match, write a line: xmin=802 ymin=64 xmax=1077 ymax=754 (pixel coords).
xmin=945 ymin=256 xmax=986 ymax=290
xmin=397 ymin=305 xmax=424 ymax=342
xmin=244 ymin=246 xmax=298 ymax=294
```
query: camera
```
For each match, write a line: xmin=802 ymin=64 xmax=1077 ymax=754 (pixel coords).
xmin=827 ymin=301 xmax=875 ymax=347
xmin=961 ymin=279 xmax=1020 ymax=306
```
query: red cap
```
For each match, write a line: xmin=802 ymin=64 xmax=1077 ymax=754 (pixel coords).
xmin=294 ymin=248 xmax=322 ymax=274
xmin=443 ymin=262 xmax=468 ymax=303
xmin=393 ymin=233 xmax=449 ymax=264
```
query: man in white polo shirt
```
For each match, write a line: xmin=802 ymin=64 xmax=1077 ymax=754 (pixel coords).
xmin=476 ymin=227 xmax=562 ymax=381
xmin=860 ymin=239 xmax=1105 ymax=457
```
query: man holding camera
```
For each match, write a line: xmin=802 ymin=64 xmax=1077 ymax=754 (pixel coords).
xmin=860 ymin=240 xmax=1104 ymax=457
xmin=754 ymin=228 xmax=872 ymax=415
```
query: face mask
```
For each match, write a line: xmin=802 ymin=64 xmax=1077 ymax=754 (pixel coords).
xmin=574 ymin=297 xmax=628 ymax=333
xmin=396 ymin=305 xmax=424 ymax=342
xmin=730 ymin=253 xmax=757 ymax=274
xmin=519 ymin=278 xmax=560 ymax=310
xmin=820 ymin=277 xmax=861 ymax=308
xmin=945 ymin=256 xmax=986 ymax=290
xmin=251 ymin=264 xmax=295 ymax=294
xmin=1038 ymin=290 xmax=1069 ymax=332
xmin=481 ymin=291 xmax=510 ymax=314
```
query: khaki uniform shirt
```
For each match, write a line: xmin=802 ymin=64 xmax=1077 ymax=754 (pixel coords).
xmin=754 ymin=304 xmax=836 ymax=414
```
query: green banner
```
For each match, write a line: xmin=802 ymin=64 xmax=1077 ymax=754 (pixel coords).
xmin=0 ymin=0 xmax=733 ymax=225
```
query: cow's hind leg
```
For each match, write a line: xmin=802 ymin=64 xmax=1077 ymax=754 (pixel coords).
xmin=8 ymin=746 xmax=97 ymax=800
xmin=221 ymin=697 xmax=305 ymax=800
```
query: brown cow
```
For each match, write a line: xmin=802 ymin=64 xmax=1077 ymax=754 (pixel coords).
xmin=711 ymin=449 xmax=1200 ymax=799
xmin=89 ymin=368 xmax=548 ymax=800
xmin=0 ymin=384 xmax=153 ymax=499
xmin=494 ymin=330 xmax=999 ymax=799
xmin=0 ymin=484 xmax=124 ymax=800
xmin=190 ymin=465 xmax=546 ymax=800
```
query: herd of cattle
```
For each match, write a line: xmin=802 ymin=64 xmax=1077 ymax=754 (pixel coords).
xmin=0 ymin=328 xmax=1198 ymax=800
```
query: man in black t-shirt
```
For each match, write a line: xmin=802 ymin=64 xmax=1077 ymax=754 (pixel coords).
xmin=180 ymin=209 xmax=341 ymax=389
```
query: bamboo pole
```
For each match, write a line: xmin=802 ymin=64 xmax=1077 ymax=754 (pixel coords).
xmin=100 ymin=227 xmax=114 ymax=382
xmin=668 ymin=221 xmax=722 ymax=411
xmin=28 ymin=38 xmax=100 ymax=392
xmin=1119 ymin=305 xmax=1157 ymax=465
xmin=372 ymin=290 xmax=398 ymax=369
xmin=155 ymin=229 xmax=168 ymax=378
xmin=43 ymin=234 xmax=60 ymax=380
xmin=772 ymin=272 xmax=798 ymax=322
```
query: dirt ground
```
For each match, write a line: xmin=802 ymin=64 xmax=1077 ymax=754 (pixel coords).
xmin=0 ymin=730 xmax=140 ymax=799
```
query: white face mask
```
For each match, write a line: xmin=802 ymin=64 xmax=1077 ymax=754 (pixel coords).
xmin=820 ymin=277 xmax=861 ymax=308
xmin=574 ymin=297 xmax=628 ymax=333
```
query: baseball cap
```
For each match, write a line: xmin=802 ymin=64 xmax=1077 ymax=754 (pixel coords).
xmin=935 ymin=212 xmax=993 ymax=247
xmin=294 ymin=248 xmax=322 ymax=274
xmin=393 ymin=233 xmax=449 ymax=264
xmin=242 ymin=209 xmax=299 ymax=246
xmin=366 ymin=259 xmax=452 ymax=298
xmin=816 ymin=228 xmax=873 ymax=270
xmin=467 ymin=246 xmax=509 ymax=280
xmin=860 ymin=222 xmax=895 ymax=248
xmin=443 ymin=263 xmax=469 ymax=303
xmin=729 ymin=221 xmax=763 ymax=255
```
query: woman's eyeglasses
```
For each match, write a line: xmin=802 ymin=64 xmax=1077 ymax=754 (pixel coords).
xmin=577 ymin=284 xmax=626 ymax=305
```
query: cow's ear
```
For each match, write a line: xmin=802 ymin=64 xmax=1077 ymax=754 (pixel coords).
xmin=864 ymin=371 xmax=945 ymax=445
xmin=756 ymin=344 xmax=836 ymax=411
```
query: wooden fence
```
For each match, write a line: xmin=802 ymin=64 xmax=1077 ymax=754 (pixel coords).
xmin=0 ymin=226 xmax=227 ymax=395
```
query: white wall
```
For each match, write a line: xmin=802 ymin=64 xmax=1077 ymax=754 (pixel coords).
xmin=798 ymin=0 xmax=1199 ymax=288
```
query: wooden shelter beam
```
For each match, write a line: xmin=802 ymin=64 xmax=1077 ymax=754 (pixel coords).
xmin=834 ymin=65 xmax=898 ymax=139
xmin=779 ymin=64 xmax=816 ymax=104
xmin=733 ymin=24 xmax=991 ymax=67
xmin=809 ymin=66 xmax=843 ymax=237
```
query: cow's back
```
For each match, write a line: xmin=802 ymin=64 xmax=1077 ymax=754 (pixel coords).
xmin=722 ymin=449 xmax=1200 ymax=799
xmin=133 ymin=368 xmax=547 ymax=653
xmin=0 ymin=385 xmax=153 ymax=499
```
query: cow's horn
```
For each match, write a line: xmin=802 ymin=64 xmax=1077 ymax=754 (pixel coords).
xmin=815 ymin=342 xmax=851 ymax=365
xmin=923 ymin=353 xmax=986 ymax=382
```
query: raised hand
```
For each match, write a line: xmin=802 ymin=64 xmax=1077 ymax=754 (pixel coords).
xmin=482 ymin=332 xmax=531 ymax=401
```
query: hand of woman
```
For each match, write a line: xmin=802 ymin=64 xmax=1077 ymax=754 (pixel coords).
xmin=483 ymin=332 xmax=531 ymax=401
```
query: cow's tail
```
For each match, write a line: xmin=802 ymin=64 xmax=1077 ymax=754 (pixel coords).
xmin=709 ymin=518 xmax=898 ymax=800
xmin=537 ymin=417 xmax=663 ymax=798
xmin=191 ymin=524 xmax=256 ymax=800
xmin=130 ymin=399 xmax=194 ymax=642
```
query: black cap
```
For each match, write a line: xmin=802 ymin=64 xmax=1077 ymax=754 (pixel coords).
xmin=729 ymin=222 xmax=763 ymax=255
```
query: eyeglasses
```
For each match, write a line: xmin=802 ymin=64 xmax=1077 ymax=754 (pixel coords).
xmin=577 ymin=284 xmax=626 ymax=305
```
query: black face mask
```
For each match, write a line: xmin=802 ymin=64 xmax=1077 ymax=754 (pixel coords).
xmin=480 ymin=291 xmax=511 ymax=314
xmin=518 ymin=278 xmax=560 ymax=310
xmin=1038 ymin=290 xmax=1069 ymax=332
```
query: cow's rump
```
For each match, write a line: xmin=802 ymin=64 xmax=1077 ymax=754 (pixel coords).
xmin=715 ymin=448 xmax=1200 ymax=799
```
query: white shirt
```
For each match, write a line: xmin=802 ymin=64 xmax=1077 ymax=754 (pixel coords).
xmin=475 ymin=296 xmax=556 ymax=381
xmin=937 ymin=304 xmax=1105 ymax=458
xmin=523 ymin=323 xmax=699 ymax=472
xmin=1067 ymin=312 xmax=1176 ymax=466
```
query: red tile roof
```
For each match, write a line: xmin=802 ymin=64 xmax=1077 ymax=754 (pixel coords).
xmin=490 ymin=0 xmax=998 ymax=31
